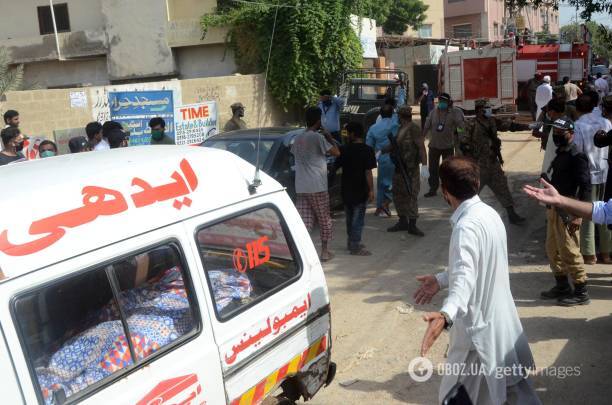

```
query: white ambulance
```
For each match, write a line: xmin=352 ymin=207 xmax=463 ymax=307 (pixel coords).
xmin=0 ymin=146 xmax=335 ymax=405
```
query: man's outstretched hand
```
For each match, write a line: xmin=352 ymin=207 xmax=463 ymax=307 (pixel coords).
xmin=414 ymin=275 xmax=441 ymax=305
xmin=523 ymin=178 xmax=562 ymax=206
xmin=420 ymin=312 xmax=446 ymax=357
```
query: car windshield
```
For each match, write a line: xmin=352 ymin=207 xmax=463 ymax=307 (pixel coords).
xmin=350 ymin=84 xmax=396 ymax=101
xmin=204 ymin=139 xmax=275 ymax=168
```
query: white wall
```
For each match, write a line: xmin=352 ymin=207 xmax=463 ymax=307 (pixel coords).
xmin=176 ymin=45 xmax=237 ymax=79
xmin=0 ymin=0 xmax=104 ymax=40
xmin=23 ymin=57 xmax=109 ymax=88
xmin=101 ymin=0 xmax=176 ymax=80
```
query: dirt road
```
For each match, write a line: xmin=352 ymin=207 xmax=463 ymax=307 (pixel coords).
xmin=308 ymin=131 xmax=612 ymax=404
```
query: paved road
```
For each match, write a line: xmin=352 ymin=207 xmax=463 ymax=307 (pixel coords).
xmin=306 ymin=131 xmax=612 ymax=404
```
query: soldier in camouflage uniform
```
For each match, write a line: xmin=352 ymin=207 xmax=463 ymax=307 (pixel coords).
xmin=387 ymin=106 xmax=429 ymax=236
xmin=459 ymin=99 xmax=526 ymax=225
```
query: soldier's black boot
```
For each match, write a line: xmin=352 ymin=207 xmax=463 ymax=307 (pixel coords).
xmin=558 ymin=282 xmax=591 ymax=306
xmin=541 ymin=276 xmax=572 ymax=299
xmin=387 ymin=216 xmax=409 ymax=232
xmin=408 ymin=218 xmax=425 ymax=237
xmin=507 ymin=206 xmax=526 ymax=225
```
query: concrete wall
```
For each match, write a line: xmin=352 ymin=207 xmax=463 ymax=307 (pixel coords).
xmin=23 ymin=57 xmax=109 ymax=88
xmin=167 ymin=0 xmax=217 ymax=19
xmin=101 ymin=0 xmax=177 ymax=80
xmin=444 ymin=0 xmax=560 ymax=40
xmin=0 ymin=74 xmax=283 ymax=142
xmin=0 ymin=0 xmax=235 ymax=88
xmin=445 ymin=0 xmax=484 ymax=19
xmin=486 ymin=0 xmax=505 ymax=41
xmin=181 ymin=75 xmax=280 ymax=128
xmin=518 ymin=7 xmax=560 ymax=35
xmin=0 ymin=0 xmax=104 ymax=40
xmin=176 ymin=45 xmax=237 ymax=79
xmin=404 ymin=0 xmax=445 ymax=38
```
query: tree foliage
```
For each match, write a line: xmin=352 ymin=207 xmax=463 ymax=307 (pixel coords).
xmin=560 ymin=21 xmax=612 ymax=61
xmin=358 ymin=0 xmax=428 ymax=35
xmin=505 ymin=0 xmax=611 ymax=22
xmin=382 ymin=0 xmax=428 ymax=35
xmin=202 ymin=1 xmax=365 ymax=110
xmin=0 ymin=47 xmax=23 ymax=98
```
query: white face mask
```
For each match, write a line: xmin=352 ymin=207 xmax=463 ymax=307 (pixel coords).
xmin=484 ymin=108 xmax=493 ymax=118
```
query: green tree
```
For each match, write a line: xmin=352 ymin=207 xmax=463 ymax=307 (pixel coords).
xmin=381 ymin=0 xmax=428 ymax=35
xmin=359 ymin=0 xmax=428 ymax=35
xmin=505 ymin=0 xmax=610 ymax=22
xmin=0 ymin=47 xmax=23 ymax=98
xmin=202 ymin=1 xmax=364 ymax=110
xmin=560 ymin=21 xmax=612 ymax=61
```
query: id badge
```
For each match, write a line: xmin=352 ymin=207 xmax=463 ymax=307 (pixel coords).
xmin=437 ymin=123 xmax=445 ymax=132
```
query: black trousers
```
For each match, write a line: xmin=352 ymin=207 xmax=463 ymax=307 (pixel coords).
xmin=428 ymin=146 xmax=454 ymax=192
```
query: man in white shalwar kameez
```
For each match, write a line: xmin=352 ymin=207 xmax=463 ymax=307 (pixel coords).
xmin=535 ymin=75 xmax=553 ymax=118
xmin=414 ymin=156 xmax=541 ymax=405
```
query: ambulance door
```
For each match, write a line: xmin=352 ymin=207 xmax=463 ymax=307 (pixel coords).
xmin=184 ymin=193 xmax=332 ymax=404
xmin=2 ymin=224 xmax=226 ymax=405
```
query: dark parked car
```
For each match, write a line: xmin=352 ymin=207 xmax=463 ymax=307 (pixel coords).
xmin=201 ymin=127 xmax=343 ymax=208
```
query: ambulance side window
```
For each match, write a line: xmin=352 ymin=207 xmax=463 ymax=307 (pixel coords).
xmin=196 ymin=206 xmax=300 ymax=320
xmin=12 ymin=243 xmax=198 ymax=404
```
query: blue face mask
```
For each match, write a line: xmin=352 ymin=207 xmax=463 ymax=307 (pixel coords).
xmin=40 ymin=150 xmax=55 ymax=158
xmin=438 ymin=101 xmax=448 ymax=110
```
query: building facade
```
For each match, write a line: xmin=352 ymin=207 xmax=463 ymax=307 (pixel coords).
xmin=0 ymin=0 xmax=236 ymax=89
xmin=444 ymin=0 xmax=559 ymax=41
xmin=404 ymin=0 xmax=445 ymax=39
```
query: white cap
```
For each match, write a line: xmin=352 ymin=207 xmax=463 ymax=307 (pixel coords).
xmin=543 ymin=75 xmax=551 ymax=83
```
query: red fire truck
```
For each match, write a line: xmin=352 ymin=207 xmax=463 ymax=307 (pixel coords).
xmin=516 ymin=43 xmax=590 ymax=83
xmin=439 ymin=45 xmax=518 ymax=113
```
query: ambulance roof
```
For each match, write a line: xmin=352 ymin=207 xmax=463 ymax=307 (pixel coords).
xmin=0 ymin=146 xmax=284 ymax=279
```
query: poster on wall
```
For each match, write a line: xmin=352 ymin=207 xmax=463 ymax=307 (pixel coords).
xmin=174 ymin=101 xmax=218 ymax=145
xmin=89 ymin=80 xmax=182 ymax=125
xmin=108 ymin=90 xmax=174 ymax=146
xmin=23 ymin=136 xmax=47 ymax=160
xmin=69 ymin=91 xmax=88 ymax=108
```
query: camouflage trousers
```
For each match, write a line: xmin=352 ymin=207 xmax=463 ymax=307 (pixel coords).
xmin=392 ymin=168 xmax=420 ymax=219
xmin=479 ymin=161 xmax=514 ymax=208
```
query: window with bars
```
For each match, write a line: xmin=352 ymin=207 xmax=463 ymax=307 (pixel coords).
xmin=37 ymin=3 xmax=71 ymax=35
xmin=453 ymin=24 xmax=473 ymax=38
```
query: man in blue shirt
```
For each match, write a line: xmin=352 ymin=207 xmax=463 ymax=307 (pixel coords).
xmin=318 ymin=89 xmax=345 ymax=144
xmin=367 ymin=105 xmax=399 ymax=216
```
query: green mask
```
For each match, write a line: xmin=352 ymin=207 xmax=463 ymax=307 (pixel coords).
xmin=40 ymin=150 xmax=56 ymax=158
xmin=151 ymin=129 xmax=164 ymax=141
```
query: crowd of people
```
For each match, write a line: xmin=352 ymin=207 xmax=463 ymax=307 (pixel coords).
xmin=0 ymin=103 xmax=251 ymax=166
xmin=290 ymin=84 xmax=529 ymax=263
xmin=289 ymin=75 xmax=612 ymax=311
xmin=0 ymin=109 xmax=159 ymax=164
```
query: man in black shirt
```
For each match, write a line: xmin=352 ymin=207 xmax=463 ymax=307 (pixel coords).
xmin=335 ymin=122 xmax=377 ymax=255
xmin=0 ymin=127 xmax=26 ymax=166
xmin=541 ymin=117 xmax=592 ymax=306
